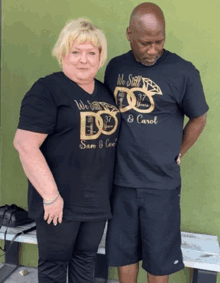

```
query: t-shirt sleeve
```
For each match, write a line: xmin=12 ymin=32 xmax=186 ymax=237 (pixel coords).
xmin=18 ymin=79 xmax=57 ymax=134
xmin=180 ymin=68 xmax=209 ymax=118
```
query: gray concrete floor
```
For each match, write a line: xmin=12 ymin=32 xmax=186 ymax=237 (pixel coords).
xmin=0 ymin=263 xmax=118 ymax=283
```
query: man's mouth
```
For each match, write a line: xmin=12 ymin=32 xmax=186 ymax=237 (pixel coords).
xmin=144 ymin=56 xmax=158 ymax=62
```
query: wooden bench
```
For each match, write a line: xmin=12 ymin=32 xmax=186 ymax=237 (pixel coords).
xmin=0 ymin=224 xmax=220 ymax=283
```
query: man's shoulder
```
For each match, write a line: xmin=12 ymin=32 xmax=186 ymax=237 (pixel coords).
xmin=165 ymin=50 xmax=196 ymax=71
xmin=107 ymin=51 xmax=131 ymax=67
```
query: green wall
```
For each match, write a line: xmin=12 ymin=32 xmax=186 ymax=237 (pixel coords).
xmin=1 ymin=0 xmax=220 ymax=282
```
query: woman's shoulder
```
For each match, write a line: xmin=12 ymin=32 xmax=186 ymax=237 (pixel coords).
xmin=36 ymin=72 xmax=65 ymax=87
xmin=26 ymin=72 xmax=69 ymax=106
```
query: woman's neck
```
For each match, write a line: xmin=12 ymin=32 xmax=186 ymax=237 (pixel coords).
xmin=63 ymin=71 xmax=95 ymax=95
xmin=78 ymin=80 xmax=95 ymax=95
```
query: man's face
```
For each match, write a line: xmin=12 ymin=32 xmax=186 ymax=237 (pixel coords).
xmin=127 ymin=26 xmax=165 ymax=66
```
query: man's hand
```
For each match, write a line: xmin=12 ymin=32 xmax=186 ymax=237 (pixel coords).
xmin=177 ymin=153 xmax=181 ymax=166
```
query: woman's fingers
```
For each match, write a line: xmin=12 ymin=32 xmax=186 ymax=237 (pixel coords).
xmin=58 ymin=211 xmax=63 ymax=224
xmin=43 ymin=195 xmax=64 ymax=225
xmin=47 ymin=215 xmax=54 ymax=225
xmin=52 ymin=216 xmax=58 ymax=226
xmin=44 ymin=210 xmax=49 ymax=221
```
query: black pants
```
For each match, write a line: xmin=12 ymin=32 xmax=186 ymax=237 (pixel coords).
xmin=36 ymin=219 xmax=106 ymax=283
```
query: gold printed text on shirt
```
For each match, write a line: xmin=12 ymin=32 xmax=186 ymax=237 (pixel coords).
xmin=114 ymin=77 xmax=162 ymax=113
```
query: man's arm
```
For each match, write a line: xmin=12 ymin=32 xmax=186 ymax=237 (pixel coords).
xmin=179 ymin=113 xmax=207 ymax=159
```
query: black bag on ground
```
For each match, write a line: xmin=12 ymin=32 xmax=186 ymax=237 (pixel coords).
xmin=0 ymin=204 xmax=36 ymax=256
xmin=0 ymin=204 xmax=35 ymax=227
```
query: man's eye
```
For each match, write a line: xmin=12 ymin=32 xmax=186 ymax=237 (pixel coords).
xmin=141 ymin=42 xmax=150 ymax=46
xmin=156 ymin=41 xmax=162 ymax=44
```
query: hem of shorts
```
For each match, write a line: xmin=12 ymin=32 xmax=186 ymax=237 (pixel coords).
xmin=113 ymin=181 xmax=181 ymax=190
xmin=107 ymin=257 xmax=141 ymax=267
xmin=142 ymin=262 xmax=185 ymax=276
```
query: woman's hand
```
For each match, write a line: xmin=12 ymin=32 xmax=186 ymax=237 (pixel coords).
xmin=43 ymin=195 xmax=64 ymax=226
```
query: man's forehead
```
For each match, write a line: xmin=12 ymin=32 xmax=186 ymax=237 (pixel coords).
xmin=139 ymin=36 xmax=165 ymax=44
xmin=132 ymin=28 xmax=165 ymax=41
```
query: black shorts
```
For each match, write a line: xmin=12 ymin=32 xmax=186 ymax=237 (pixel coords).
xmin=106 ymin=185 xmax=184 ymax=276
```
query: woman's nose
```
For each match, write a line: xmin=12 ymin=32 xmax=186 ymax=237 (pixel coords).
xmin=80 ymin=53 xmax=87 ymax=63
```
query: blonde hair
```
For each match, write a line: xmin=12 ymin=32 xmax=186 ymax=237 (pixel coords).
xmin=52 ymin=18 xmax=107 ymax=69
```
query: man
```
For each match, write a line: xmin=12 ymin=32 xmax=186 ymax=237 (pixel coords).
xmin=104 ymin=2 xmax=208 ymax=283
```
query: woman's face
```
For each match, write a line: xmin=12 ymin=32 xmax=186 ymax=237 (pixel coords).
xmin=62 ymin=41 xmax=100 ymax=85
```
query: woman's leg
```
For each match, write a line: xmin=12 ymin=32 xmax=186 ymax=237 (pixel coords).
xmin=68 ymin=220 xmax=106 ymax=283
xmin=36 ymin=220 xmax=81 ymax=283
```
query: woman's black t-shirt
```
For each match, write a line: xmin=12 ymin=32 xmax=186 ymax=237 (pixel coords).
xmin=18 ymin=72 xmax=120 ymax=221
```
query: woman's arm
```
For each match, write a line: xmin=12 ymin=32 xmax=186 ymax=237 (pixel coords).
xmin=13 ymin=129 xmax=63 ymax=225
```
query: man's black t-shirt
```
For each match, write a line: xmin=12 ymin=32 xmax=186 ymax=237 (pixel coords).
xmin=18 ymin=72 xmax=120 ymax=221
xmin=104 ymin=50 xmax=208 ymax=190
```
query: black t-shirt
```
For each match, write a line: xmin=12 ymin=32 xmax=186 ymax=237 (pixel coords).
xmin=104 ymin=50 xmax=209 ymax=190
xmin=18 ymin=72 xmax=120 ymax=221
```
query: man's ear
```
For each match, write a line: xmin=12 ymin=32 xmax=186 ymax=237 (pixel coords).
xmin=126 ymin=27 xmax=131 ymax=42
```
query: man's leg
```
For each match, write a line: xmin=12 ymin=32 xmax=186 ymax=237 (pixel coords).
xmin=147 ymin=273 xmax=169 ymax=283
xmin=106 ymin=186 xmax=141 ymax=282
xmin=139 ymin=186 xmax=184 ymax=278
xmin=118 ymin=262 xmax=139 ymax=283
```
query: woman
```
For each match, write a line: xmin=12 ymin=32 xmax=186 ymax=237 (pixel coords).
xmin=13 ymin=18 xmax=120 ymax=283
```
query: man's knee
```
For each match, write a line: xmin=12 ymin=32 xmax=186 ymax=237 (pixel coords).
xmin=118 ymin=263 xmax=139 ymax=283
xmin=147 ymin=273 xmax=169 ymax=283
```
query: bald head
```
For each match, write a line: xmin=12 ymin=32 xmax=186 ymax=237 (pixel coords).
xmin=129 ymin=2 xmax=165 ymax=33
xmin=126 ymin=3 xmax=166 ymax=66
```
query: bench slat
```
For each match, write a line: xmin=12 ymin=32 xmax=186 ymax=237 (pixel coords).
xmin=182 ymin=232 xmax=220 ymax=254
xmin=1 ymin=225 xmax=220 ymax=271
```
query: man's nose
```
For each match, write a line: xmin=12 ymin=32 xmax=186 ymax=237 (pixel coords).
xmin=147 ymin=44 xmax=158 ymax=55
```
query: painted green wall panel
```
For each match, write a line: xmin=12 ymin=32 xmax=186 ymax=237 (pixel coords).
xmin=1 ymin=0 xmax=220 ymax=282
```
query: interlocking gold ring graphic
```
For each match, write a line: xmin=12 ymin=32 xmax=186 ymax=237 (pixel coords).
xmin=80 ymin=110 xmax=118 ymax=140
xmin=114 ymin=77 xmax=163 ymax=114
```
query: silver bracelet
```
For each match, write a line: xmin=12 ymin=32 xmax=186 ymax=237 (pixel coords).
xmin=43 ymin=193 xmax=60 ymax=206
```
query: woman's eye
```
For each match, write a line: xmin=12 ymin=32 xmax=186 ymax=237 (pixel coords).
xmin=89 ymin=52 xmax=96 ymax=55
xmin=72 ymin=51 xmax=79 ymax=54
